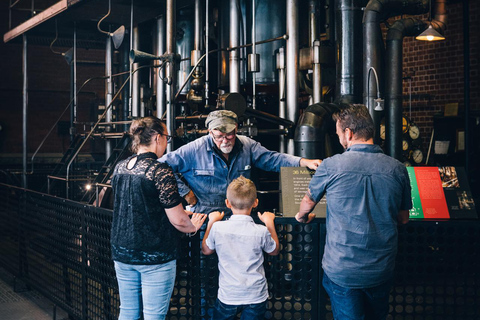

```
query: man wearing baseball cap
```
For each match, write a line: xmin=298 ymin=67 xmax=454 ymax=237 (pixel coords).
xmin=159 ymin=109 xmax=321 ymax=216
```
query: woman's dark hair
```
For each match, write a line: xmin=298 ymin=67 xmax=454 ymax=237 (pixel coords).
xmin=332 ymin=104 xmax=374 ymax=141
xmin=129 ymin=116 xmax=166 ymax=153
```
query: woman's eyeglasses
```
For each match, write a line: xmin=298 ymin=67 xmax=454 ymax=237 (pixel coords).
xmin=156 ymin=133 xmax=173 ymax=143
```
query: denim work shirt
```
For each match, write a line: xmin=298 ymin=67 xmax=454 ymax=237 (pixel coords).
xmin=159 ymin=134 xmax=301 ymax=214
xmin=307 ymin=144 xmax=412 ymax=288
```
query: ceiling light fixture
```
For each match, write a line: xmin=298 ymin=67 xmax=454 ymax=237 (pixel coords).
xmin=416 ymin=0 xmax=445 ymax=41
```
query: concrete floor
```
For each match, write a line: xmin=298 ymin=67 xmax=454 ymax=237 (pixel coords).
xmin=0 ymin=267 xmax=70 ymax=320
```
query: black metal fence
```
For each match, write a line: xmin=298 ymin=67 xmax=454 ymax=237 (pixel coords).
xmin=1 ymin=183 xmax=479 ymax=319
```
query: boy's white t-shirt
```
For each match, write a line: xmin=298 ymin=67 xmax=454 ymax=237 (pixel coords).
xmin=205 ymin=215 xmax=277 ymax=305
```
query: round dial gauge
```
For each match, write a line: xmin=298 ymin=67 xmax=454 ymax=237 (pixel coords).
xmin=404 ymin=160 xmax=413 ymax=167
xmin=380 ymin=122 xmax=386 ymax=140
xmin=409 ymin=124 xmax=420 ymax=140
xmin=379 ymin=118 xmax=386 ymax=140
xmin=412 ymin=149 xmax=424 ymax=164
xmin=402 ymin=139 xmax=409 ymax=151
xmin=402 ymin=116 xmax=409 ymax=134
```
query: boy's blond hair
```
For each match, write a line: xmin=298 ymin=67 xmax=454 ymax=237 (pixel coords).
xmin=226 ymin=176 xmax=257 ymax=210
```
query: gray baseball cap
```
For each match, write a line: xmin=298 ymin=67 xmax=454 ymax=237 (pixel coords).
xmin=205 ymin=110 xmax=238 ymax=133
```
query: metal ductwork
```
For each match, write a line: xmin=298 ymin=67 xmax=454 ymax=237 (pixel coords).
xmin=294 ymin=103 xmax=343 ymax=160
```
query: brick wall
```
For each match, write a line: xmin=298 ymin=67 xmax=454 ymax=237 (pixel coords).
xmin=399 ymin=1 xmax=479 ymax=151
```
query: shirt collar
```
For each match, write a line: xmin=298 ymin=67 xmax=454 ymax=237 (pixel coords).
xmin=135 ymin=152 xmax=158 ymax=160
xmin=345 ymin=144 xmax=383 ymax=154
xmin=227 ymin=214 xmax=254 ymax=222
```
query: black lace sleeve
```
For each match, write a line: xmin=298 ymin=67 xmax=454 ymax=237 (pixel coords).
xmin=150 ymin=163 xmax=183 ymax=209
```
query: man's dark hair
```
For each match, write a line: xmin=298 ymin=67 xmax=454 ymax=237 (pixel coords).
xmin=332 ymin=104 xmax=374 ymax=141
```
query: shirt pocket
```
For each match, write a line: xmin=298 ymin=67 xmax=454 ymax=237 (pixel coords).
xmin=237 ymin=164 xmax=252 ymax=179
xmin=193 ymin=169 xmax=218 ymax=195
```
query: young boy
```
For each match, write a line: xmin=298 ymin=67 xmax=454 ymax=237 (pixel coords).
xmin=202 ymin=176 xmax=280 ymax=320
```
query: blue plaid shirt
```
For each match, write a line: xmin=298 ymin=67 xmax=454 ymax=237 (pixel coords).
xmin=307 ymin=144 xmax=412 ymax=288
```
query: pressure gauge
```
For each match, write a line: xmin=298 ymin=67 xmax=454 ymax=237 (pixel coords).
xmin=402 ymin=116 xmax=409 ymax=134
xmin=404 ymin=160 xmax=413 ymax=167
xmin=402 ymin=139 xmax=409 ymax=151
xmin=380 ymin=119 xmax=386 ymax=140
xmin=412 ymin=149 xmax=424 ymax=164
xmin=409 ymin=124 xmax=420 ymax=140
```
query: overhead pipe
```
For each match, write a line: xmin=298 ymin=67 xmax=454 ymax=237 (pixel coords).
xmin=286 ymin=0 xmax=299 ymax=155
xmin=229 ymin=0 xmax=240 ymax=93
xmin=385 ymin=17 xmax=427 ymax=160
xmin=335 ymin=0 xmax=364 ymax=104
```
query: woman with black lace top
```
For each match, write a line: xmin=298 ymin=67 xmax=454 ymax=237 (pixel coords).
xmin=111 ymin=116 xmax=207 ymax=320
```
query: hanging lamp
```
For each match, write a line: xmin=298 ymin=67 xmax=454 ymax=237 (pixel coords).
xmin=416 ymin=0 xmax=445 ymax=41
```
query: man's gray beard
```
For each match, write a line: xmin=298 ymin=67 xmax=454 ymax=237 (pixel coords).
xmin=220 ymin=144 xmax=233 ymax=154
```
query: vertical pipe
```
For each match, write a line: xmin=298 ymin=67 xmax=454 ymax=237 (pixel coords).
xmin=286 ymin=0 xmax=299 ymax=155
xmin=335 ymin=0 xmax=363 ymax=103
xmin=310 ymin=0 xmax=321 ymax=103
xmin=156 ymin=15 xmax=166 ymax=119
xmin=463 ymin=0 xmax=470 ymax=173
xmin=105 ymin=37 xmax=113 ymax=160
xmin=72 ymin=23 xmax=77 ymax=142
xmin=205 ymin=0 xmax=210 ymax=107
xmin=251 ymin=0 xmax=256 ymax=109
xmin=166 ymin=0 xmax=176 ymax=152
xmin=194 ymin=0 xmax=203 ymax=51
xmin=131 ymin=26 xmax=140 ymax=117
xmin=122 ymin=37 xmax=130 ymax=131
xmin=22 ymin=34 xmax=28 ymax=189
xmin=129 ymin=0 xmax=134 ymax=117
xmin=229 ymin=0 xmax=240 ymax=93
xmin=312 ymin=40 xmax=322 ymax=103
xmin=277 ymin=47 xmax=286 ymax=153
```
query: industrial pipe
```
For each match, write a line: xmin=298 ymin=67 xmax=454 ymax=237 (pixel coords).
xmin=166 ymin=0 xmax=176 ymax=152
xmin=286 ymin=0 xmax=299 ymax=155
xmin=385 ymin=17 xmax=426 ymax=160
xmin=229 ymin=0 xmax=240 ymax=93
xmin=335 ymin=0 xmax=364 ymax=104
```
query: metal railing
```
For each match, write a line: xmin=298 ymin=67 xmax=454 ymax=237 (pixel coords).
xmin=1 ymin=183 xmax=479 ymax=319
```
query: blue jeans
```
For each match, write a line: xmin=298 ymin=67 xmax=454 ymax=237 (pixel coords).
xmin=322 ymin=272 xmax=392 ymax=320
xmin=212 ymin=299 xmax=266 ymax=320
xmin=114 ymin=260 xmax=176 ymax=320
